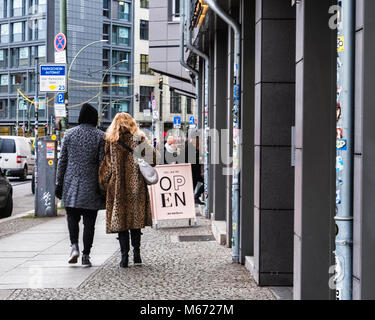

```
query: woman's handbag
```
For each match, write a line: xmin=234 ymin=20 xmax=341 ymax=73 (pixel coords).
xmin=118 ymin=141 xmax=159 ymax=185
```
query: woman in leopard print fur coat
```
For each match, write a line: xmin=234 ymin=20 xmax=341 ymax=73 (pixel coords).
xmin=99 ymin=112 xmax=159 ymax=268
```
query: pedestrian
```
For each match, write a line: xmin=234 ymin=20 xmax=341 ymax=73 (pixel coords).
xmin=164 ymin=135 xmax=178 ymax=164
xmin=98 ymin=113 xmax=158 ymax=268
xmin=183 ymin=133 xmax=204 ymax=205
xmin=55 ymin=103 xmax=105 ymax=267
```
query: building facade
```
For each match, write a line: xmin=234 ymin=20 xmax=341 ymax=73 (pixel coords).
xmin=133 ymin=0 xmax=196 ymax=139
xmin=148 ymin=0 xmax=198 ymax=139
xmin=0 ymin=0 xmax=53 ymax=135
xmin=0 ymin=0 xmax=136 ymax=133
xmin=149 ymin=0 xmax=375 ymax=300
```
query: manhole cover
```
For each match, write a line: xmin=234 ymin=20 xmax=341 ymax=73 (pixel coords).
xmin=178 ymin=235 xmax=215 ymax=242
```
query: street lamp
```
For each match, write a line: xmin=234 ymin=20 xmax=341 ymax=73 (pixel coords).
xmin=67 ymin=39 xmax=108 ymax=92
xmin=61 ymin=39 xmax=107 ymax=131
xmin=98 ymin=59 xmax=129 ymax=126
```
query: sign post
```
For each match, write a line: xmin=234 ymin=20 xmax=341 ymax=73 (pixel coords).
xmin=39 ymin=64 xmax=67 ymax=93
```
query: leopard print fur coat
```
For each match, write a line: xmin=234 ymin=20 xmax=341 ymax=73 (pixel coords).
xmin=98 ymin=129 xmax=158 ymax=233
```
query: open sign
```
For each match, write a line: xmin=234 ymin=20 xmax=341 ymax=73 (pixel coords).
xmin=150 ymin=164 xmax=196 ymax=224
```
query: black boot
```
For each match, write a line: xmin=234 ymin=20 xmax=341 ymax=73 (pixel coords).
xmin=68 ymin=243 xmax=79 ymax=264
xmin=120 ymin=253 xmax=129 ymax=268
xmin=118 ymin=231 xmax=130 ymax=268
xmin=82 ymin=254 xmax=92 ymax=267
xmin=131 ymin=229 xmax=142 ymax=265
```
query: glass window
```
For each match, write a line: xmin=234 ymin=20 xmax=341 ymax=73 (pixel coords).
xmin=0 ymin=49 xmax=8 ymax=69
xmin=0 ymin=100 xmax=8 ymax=119
xmin=37 ymin=19 xmax=46 ymax=40
xmin=112 ymin=26 xmax=130 ymax=45
xmin=140 ymin=54 xmax=153 ymax=75
xmin=11 ymin=73 xmax=25 ymax=92
xmin=139 ymin=86 xmax=154 ymax=111
xmin=38 ymin=0 xmax=46 ymax=13
xmin=12 ymin=0 xmax=23 ymax=17
xmin=170 ymin=91 xmax=181 ymax=113
xmin=103 ymin=24 xmax=110 ymax=41
xmin=0 ymin=0 xmax=7 ymax=18
xmin=12 ymin=22 xmax=24 ymax=42
xmin=111 ymin=75 xmax=129 ymax=96
xmin=1 ymin=24 xmax=9 ymax=43
xmin=187 ymin=97 xmax=192 ymax=114
xmin=10 ymin=48 xmax=18 ymax=67
xmin=140 ymin=20 xmax=149 ymax=40
xmin=119 ymin=1 xmax=130 ymax=21
xmin=0 ymin=74 xmax=8 ymax=93
xmin=172 ymin=0 xmax=180 ymax=20
xmin=0 ymin=139 xmax=16 ymax=153
xmin=112 ymin=50 xmax=129 ymax=70
xmin=110 ymin=101 xmax=129 ymax=117
xmin=19 ymin=47 xmax=28 ymax=66
xmin=29 ymin=72 xmax=35 ymax=92
xmin=38 ymin=45 xmax=46 ymax=63
xmin=140 ymin=0 xmax=149 ymax=9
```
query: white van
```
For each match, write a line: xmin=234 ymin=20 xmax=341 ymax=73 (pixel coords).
xmin=0 ymin=136 xmax=35 ymax=180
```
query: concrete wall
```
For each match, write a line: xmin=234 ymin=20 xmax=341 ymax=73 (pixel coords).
xmin=148 ymin=0 xmax=195 ymax=95
xmin=253 ymin=0 xmax=295 ymax=286
xmin=294 ymin=0 xmax=336 ymax=300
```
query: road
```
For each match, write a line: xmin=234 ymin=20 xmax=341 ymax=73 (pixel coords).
xmin=8 ymin=176 xmax=34 ymax=216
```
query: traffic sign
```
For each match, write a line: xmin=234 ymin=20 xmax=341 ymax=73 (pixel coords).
xmin=174 ymin=116 xmax=181 ymax=129
xmin=153 ymin=110 xmax=159 ymax=120
xmin=39 ymin=64 xmax=67 ymax=92
xmin=56 ymin=93 xmax=65 ymax=104
xmin=54 ymin=104 xmax=67 ymax=118
xmin=189 ymin=116 xmax=195 ymax=125
xmin=55 ymin=33 xmax=66 ymax=52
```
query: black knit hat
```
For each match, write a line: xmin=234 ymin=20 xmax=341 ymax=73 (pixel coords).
xmin=78 ymin=103 xmax=98 ymax=126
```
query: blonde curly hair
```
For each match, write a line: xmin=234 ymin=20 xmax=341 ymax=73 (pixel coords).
xmin=105 ymin=112 xmax=142 ymax=142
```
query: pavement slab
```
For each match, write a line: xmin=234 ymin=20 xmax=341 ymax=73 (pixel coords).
xmin=0 ymin=210 xmax=118 ymax=291
xmin=4 ymin=213 xmax=275 ymax=300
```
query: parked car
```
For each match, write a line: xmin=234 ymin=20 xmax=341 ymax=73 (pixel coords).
xmin=0 ymin=168 xmax=13 ymax=218
xmin=31 ymin=169 xmax=35 ymax=194
xmin=0 ymin=136 xmax=35 ymax=180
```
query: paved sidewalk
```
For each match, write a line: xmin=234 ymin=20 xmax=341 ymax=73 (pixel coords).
xmin=0 ymin=211 xmax=118 ymax=299
xmin=2 ymin=211 xmax=275 ymax=300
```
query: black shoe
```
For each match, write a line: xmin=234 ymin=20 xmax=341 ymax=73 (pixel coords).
xmin=120 ymin=253 xmax=129 ymax=268
xmin=68 ymin=243 xmax=79 ymax=264
xmin=134 ymin=250 xmax=142 ymax=265
xmin=82 ymin=254 xmax=92 ymax=267
xmin=195 ymin=198 xmax=205 ymax=205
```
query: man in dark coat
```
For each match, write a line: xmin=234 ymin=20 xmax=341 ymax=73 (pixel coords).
xmin=183 ymin=135 xmax=204 ymax=205
xmin=56 ymin=103 xmax=105 ymax=267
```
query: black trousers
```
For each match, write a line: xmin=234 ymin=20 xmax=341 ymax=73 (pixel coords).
xmin=193 ymin=175 xmax=204 ymax=199
xmin=118 ymin=229 xmax=141 ymax=254
xmin=66 ymin=208 xmax=98 ymax=255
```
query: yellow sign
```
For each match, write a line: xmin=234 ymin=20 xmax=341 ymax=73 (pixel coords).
xmin=48 ymin=160 xmax=54 ymax=166
xmin=49 ymin=85 xmax=57 ymax=90
xmin=51 ymin=135 xmax=57 ymax=141
xmin=337 ymin=36 xmax=344 ymax=52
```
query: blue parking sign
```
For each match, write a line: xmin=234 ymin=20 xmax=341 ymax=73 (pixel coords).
xmin=56 ymin=93 xmax=65 ymax=104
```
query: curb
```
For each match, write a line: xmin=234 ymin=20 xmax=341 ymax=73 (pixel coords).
xmin=0 ymin=210 xmax=34 ymax=225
